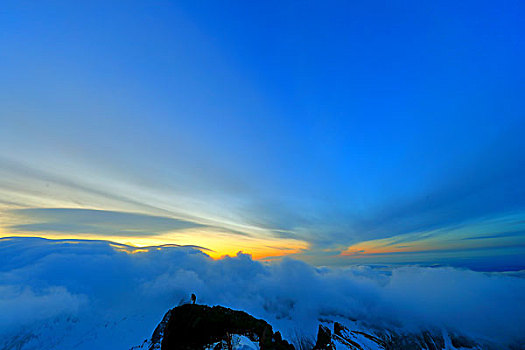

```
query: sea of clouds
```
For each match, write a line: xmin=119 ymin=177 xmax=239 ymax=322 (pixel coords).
xmin=1 ymin=237 xmax=524 ymax=349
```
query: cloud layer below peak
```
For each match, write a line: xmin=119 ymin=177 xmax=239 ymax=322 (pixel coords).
xmin=1 ymin=237 xmax=524 ymax=349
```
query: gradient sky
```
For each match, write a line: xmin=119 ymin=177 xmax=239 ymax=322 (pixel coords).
xmin=1 ymin=0 xmax=524 ymax=269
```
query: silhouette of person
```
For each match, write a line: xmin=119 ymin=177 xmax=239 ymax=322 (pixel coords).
xmin=191 ymin=293 xmax=196 ymax=304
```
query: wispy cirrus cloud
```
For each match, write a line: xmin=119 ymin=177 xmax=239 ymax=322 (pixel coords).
xmin=8 ymin=208 xmax=203 ymax=237
xmin=2 ymin=208 xmax=309 ymax=260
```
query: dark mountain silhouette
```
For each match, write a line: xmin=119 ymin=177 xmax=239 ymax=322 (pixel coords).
xmin=132 ymin=304 xmax=513 ymax=350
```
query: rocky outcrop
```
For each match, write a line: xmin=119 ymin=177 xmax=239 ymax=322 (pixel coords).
xmin=311 ymin=321 xmax=482 ymax=350
xmin=159 ymin=304 xmax=293 ymax=350
xmin=135 ymin=304 xmax=494 ymax=350
xmin=312 ymin=325 xmax=334 ymax=350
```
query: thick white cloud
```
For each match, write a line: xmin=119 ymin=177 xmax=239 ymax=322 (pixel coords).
xmin=0 ymin=285 xmax=85 ymax=332
xmin=1 ymin=237 xmax=524 ymax=349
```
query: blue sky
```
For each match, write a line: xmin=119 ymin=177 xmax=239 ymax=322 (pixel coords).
xmin=1 ymin=0 xmax=524 ymax=269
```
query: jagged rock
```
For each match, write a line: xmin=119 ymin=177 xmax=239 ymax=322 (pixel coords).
xmin=136 ymin=305 xmax=491 ymax=350
xmin=318 ymin=321 xmax=483 ymax=350
xmin=149 ymin=309 xmax=172 ymax=349
xmin=160 ymin=304 xmax=294 ymax=350
xmin=312 ymin=325 xmax=334 ymax=350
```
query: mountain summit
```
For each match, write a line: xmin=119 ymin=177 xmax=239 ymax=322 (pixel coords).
xmin=133 ymin=304 xmax=293 ymax=350
xmin=132 ymin=304 xmax=494 ymax=350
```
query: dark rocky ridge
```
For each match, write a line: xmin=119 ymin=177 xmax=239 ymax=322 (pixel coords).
xmin=135 ymin=304 xmax=521 ymax=350
xmin=161 ymin=304 xmax=293 ymax=350
xmin=313 ymin=323 xmax=447 ymax=350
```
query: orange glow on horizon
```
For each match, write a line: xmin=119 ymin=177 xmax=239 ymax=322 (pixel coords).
xmin=341 ymin=238 xmax=434 ymax=257
xmin=0 ymin=225 xmax=308 ymax=261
